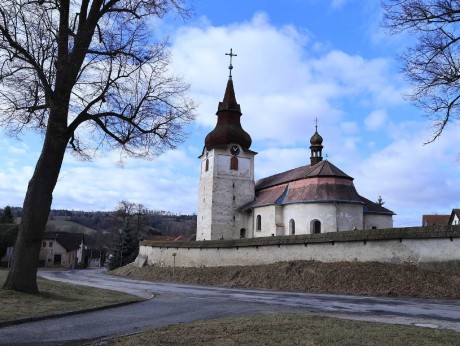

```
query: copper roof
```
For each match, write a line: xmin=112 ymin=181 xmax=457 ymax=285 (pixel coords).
xmin=205 ymin=79 xmax=252 ymax=151
xmin=255 ymin=160 xmax=352 ymax=191
xmin=360 ymin=195 xmax=395 ymax=215
xmin=249 ymin=160 xmax=394 ymax=215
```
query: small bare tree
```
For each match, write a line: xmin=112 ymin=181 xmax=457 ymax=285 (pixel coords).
xmin=382 ymin=0 xmax=460 ymax=142
xmin=1 ymin=0 xmax=196 ymax=293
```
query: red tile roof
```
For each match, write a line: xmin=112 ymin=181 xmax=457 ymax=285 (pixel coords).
xmin=249 ymin=160 xmax=394 ymax=215
xmin=255 ymin=160 xmax=352 ymax=191
xmin=422 ymin=214 xmax=450 ymax=226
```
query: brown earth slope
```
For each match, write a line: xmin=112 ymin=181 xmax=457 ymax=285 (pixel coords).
xmin=111 ymin=261 xmax=460 ymax=299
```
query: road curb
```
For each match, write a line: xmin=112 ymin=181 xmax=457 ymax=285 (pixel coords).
xmin=0 ymin=299 xmax=145 ymax=328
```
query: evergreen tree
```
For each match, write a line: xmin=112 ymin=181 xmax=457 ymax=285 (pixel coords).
xmin=107 ymin=228 xmax=139 ymax=271
xmin=0 ymin=206 xmax=14 ymax=224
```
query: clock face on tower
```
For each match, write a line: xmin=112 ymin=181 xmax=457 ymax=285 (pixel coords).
xmin=230 ymin=145 xmax=240 ymax=156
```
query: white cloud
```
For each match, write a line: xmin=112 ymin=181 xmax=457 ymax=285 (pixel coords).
xmin=348 ymin=125 xmax=460 ymax=226
xmin=365 ymin=109 xmax=388 ymax=131
xmin=171 ymin=13 xmax=405 ymax=150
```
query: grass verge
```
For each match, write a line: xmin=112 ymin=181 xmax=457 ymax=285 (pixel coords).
xmin=108 ymin=313 xmax=460 ymax=346
xmin=0 ymin=269 xmax=141 ymax=324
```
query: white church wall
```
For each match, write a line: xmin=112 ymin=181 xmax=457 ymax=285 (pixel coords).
xmin=136 ymin=236 xmax=460 ymax=268
xmin=282 ymin=203 xmax=338 ymax=234
xmin=253 ymin=205 xmax=276 ymax=237
xmin=336 ymin=204 xmax=363 ymax=231
xmin=364 ymin=214 xmax=393 ymax=229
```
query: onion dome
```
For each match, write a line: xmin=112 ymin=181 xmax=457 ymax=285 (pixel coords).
xmin=204 ymin=78 xmax=252 ymax=151
xmin=309 ymin=124 xmax=323 ymax=166
xmin=310 ymin=130 xmax=323 ymax=145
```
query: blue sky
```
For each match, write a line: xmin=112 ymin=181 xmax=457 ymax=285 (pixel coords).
xmin=1 ymin=0 xmax=459 ymax=226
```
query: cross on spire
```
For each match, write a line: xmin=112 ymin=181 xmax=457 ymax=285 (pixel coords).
xmin=225 ymin=48 xmax=237 ymax=79
xmin=315 ymin=117 xmax=318 ymax=131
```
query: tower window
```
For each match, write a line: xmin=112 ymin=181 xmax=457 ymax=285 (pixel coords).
xmin=230 ymin=156 xmax=238 ymax=170
xmin=256 ymin=215 xmax=262 ymax=231
xmin=205 ymin=159 xmax=209 ymax=172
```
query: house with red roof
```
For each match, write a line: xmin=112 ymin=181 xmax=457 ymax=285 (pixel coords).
xmin=196 ymin=67 xmax=394 ymax=241
xmin=422 ymin=214 xmax=450 ymax=226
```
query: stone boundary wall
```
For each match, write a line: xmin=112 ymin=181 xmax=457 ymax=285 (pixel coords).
xmin=135 ymin=226 xmax=460 ymax=268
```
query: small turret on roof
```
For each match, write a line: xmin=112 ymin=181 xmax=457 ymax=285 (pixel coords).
xmin=310 ymin=119 xmax=323 ymax=165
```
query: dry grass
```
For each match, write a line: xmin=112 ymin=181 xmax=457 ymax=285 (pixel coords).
xmin=0 ymin=269 xmax=141 ymax=324
xmin=108 ymin=313 xmax=460 ymax=346
xmin=111 ymin=261 xmax=460 ymax=299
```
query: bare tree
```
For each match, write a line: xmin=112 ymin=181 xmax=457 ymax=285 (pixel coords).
xmin=1 ymin=0 xmax=196 ymax=293
xmin=382 ymin=0 xmax=460 ymax=142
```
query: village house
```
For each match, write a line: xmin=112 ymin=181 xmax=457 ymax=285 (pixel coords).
xmin=39 ymin=232 xmax=84 ymax=269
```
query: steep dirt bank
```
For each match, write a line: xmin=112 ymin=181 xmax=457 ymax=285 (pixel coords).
xmin=110 ymin=261 xmax=460 ymax=299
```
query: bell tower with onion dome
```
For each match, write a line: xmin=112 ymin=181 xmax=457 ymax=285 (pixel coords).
xmin=310 ymin=118 xmax=323 ymax=166
xmin=197 ymin=49 xmax=256 ymax=241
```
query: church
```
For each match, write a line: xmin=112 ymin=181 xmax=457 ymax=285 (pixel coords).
xmin=196 ymin=60 xmax=394 ymax=241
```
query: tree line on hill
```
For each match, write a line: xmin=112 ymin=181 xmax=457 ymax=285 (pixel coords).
xmin=0 ymin=203 xmax=197 ymax=270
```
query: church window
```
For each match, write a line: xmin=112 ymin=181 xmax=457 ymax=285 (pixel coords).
xmin=289 ymin=219 xmax=295 ymax=235
xmin=230 ymin=156 xmax=238 ymax=170
xmin=240 ymin=228 xmax=246 ymax=239
xmin=205 ymin=159 xmax=209 ymax=172
xmin=256 ymin=215 xmax=262 ymax=231
xmin=310 ymin=220 xmax=321 ymax=234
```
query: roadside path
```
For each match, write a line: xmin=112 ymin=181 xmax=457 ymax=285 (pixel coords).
xmin=0 ymin=269 xmax=458 ymax=345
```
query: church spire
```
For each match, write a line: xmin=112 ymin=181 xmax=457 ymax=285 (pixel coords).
xmin=204 ymin=49 xmax=252 ymax=151
xmin=310 ymin=118 xmax=323 ymax=166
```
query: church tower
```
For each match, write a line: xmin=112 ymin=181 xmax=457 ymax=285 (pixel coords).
xmin=196 ymin=50 xmax=256 ymax=241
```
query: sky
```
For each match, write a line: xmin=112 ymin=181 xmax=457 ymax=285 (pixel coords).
xmin=1 ymin=0 xmax=460 ymax=226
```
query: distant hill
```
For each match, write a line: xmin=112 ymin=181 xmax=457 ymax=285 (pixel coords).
xmin=46 ymin=219 xmax=98 ymax=235
xmin=3 ymin=207 xmax=197 ymax=246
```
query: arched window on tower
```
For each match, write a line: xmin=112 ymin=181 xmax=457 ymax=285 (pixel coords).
xmin=230 ymin=156 xmax=238 ymax=170
xmin=205 ymin=159 xmax=209 ymax=172
xmin=310 ymin=219 xmax=321 ymax=234
xmin=256 ymin=215 xmax=261 ymax=231
xmin=289 ymin=219 xmax=295 ymax=235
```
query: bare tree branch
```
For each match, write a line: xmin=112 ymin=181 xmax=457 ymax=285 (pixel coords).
xmin=383 ymin=0 xmax=460 ymax=142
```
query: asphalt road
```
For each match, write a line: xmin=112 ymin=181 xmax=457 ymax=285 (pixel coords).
xmin=0 ymin=269 xmax=459 ymax=345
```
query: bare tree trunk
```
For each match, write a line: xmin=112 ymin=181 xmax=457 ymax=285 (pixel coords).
xmin=3 ymin=113 xmax=68 ymax=293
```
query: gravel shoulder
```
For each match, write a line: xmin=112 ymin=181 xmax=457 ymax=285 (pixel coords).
xmin=110 ymin=260 xmax=460 ymax=299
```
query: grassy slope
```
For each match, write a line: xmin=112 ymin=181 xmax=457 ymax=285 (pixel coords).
xmin=110 ymin=313 xmax=460 ymax=346
xmin=0 ymin=270 xmax=140 ymax=323
xmin=111 ymin=260 xmax=460 ymax=299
